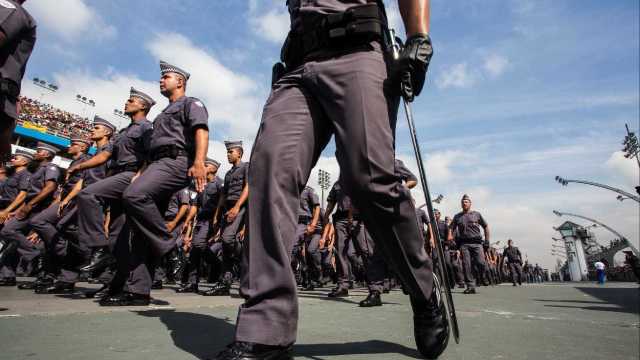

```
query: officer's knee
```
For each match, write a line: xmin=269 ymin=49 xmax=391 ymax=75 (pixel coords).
xmin=122 ymin=186 xmax=148 ymax=209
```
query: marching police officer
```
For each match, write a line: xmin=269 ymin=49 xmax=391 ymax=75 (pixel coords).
xmin=201 ymin=141 xmax=248 ymax=297
xmin=74 ymin=96 xmax=154 ymax=290
xmin=0 ymin=0 xmax=36 ymax=161
xmin=28 ymin=138 xmax=91 ymax=292
xmin=220 ymin=0 xmax=443 ymax=358
xmin=178 ymin=159 xmax=222 ymax=293
xmin=100 ymin=61 xmax=209 ymax=306
xmin=42 ymin=122 xmax=115 ymax=294
xmin=434 ymin=209 xmax=464 ymax=288
xmin=292 ymin=185 xmax=320 ymax=289
xmin=448 ymin=194 xmax=490 ymax=294
xmin=0 ymin=149 xmax=31 ymax=213
xmin=0 ymin=142 xmax=61 ymax=287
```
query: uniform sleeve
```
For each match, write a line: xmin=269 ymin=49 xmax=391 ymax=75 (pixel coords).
xmin=178 ymin=189 xmax=190 ymax=205
xmin=101 ymin=142 xmax=114 ymax=154
xmin=0 ymin=4 xmax=25 ymax=42
xmin=44 ymin=165 xmax=61 ymax=183
xmin=243 ymin=163 xmax=249 ymax=185
xmin=187 ymin=99 xmax=209 ymax=130
xmin=421 ymin=211 xmax=430 ymax=225
xmin=309 ymin=189 xmax=320 ymax=207
xmin=141 ymin=123 xmax=153 ymax=155
xmin=18 ymin=172 xmax=30 ymax=190
xmin=478 ymin=212 xmax=488 ymax=227
xmin=327 ymin=184 xmax=337 ymax=203
xmin=395 ymin=159 xmax=417 ymax=182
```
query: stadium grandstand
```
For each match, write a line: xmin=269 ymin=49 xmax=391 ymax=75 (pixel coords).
xmin=8 ymin=96 xmax=97 ymax=168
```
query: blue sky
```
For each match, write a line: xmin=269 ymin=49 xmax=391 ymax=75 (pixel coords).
xmin=21 ymin=0 xmax=639 ymax=268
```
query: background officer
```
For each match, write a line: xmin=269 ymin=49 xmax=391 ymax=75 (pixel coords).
xmin=449 ymin=194 xmax=490 ymax=294
xmin=0 ymin=0 xmax=36 ymax=161
xmin=202 ymin=141 xmax=248 ymax=296
xmin=292 ymin=185 xmax=320 ymax=290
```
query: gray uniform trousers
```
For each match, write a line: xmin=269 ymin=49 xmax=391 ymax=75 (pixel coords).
xmin=332 ymin=218 xmax=353 ymax=289
xmin=77 ymin=171 xmax=136 ymax=250
xmin=235 ymin=44 xmax=433 ymax=346
xmin=459 ymin=243 xmax=489 ymax=289
xmin=29 ymin=201 xmax=70 ymax=275
xmin=444 ymin=249 xmax=464 ymax=286
xmin=154 ymin=222 xmax=185 ymax=282
xmin=122 ymin=156 xmax=190 ymax=295
xmin=186 ymin=219 xmax=212 ymax=284
xmin=509 ymin=262 xmax=523 ymax=285
xmin=305 ymin=231 xmax=322 ymax=283
xmin=0 ymin=208 xmax=46 ymax=277
xmin=219 ymin=205 xmax=246 ymax=285
xmin=348 ymin=220 xmax=384 ymax=293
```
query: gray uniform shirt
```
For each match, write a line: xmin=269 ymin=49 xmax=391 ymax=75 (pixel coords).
xmin=298 ymin=186 xmax=320 ymax=219
xmin=0 ymin=0 xmax=36 ymax=119
xmin=111 ymin=119 xmax=152 ymax=168
xmin=60 ymin=154 xmax=88 ymax=198
xmin=164 ymin=187 xmax=190 ymax=219
xmin=451 ymin=210 xmax=487 ymax=244
xmin=0 ymin=167 xmax=29 ymax=202
xmin=327 ymin=180 xmax=358 ymax=217
xmin=82 ymin=143 xmax=113 ymax=188
xmin=196 ymin=176 xmax=223 ymax=219
xmin=223 ymin=162 xmax=248 ymax=204
xmin=149 ymin=96 xmax=208 ymax=153
xmin=502 ymin=246 xmax=522 ymax=264
xmin=415 ymin=208 xmax=429 ymax=229
xmin=288 ymin=0 xmax=377 ymax=17
xmin=25 ymin=161 xmax=60 ymax=203
xmin=395 ymin=159 xmax=417 ymax=183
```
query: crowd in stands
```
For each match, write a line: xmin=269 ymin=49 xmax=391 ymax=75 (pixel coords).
xmin=17 ymin=96 xmax=93 ymax=139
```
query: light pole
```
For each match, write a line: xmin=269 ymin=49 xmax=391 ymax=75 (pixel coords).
xmin=317 ymin=169 xmax=331 ymax=209
xmin=32 ymin=78 xmax=58 ymax=102
xmin=622 ymin=123 xmax=640 ymax=168
xmin=76 ymin=94 xmax=96 ymax=119
xmin=555 ymin=176 xmax=639 ymax=203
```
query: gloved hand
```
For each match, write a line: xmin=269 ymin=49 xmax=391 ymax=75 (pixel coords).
xmin=394 ymin=34 xmax=433 ymax=102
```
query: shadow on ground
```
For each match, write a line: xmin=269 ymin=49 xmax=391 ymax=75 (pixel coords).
xmin=534 ymin=286 xmax=639 ymax=315
xmin=137 ymin=310 xmax=420 ymax=359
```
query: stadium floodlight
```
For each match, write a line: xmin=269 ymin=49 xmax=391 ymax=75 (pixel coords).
xmin=554 ymin=174 xmax=639 ymax=203
xmin=317 ymin=169 xmax=331 ymax=209
xmin=33 ymin=78 xmax=58 ymax=101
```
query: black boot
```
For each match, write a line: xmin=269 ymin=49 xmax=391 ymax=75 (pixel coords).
xmin=151 ymin=280 xmax=163 ymax=290
xmin=0 ymin=240 xmax=17 ymax=265
xmin=18 ymin=275 xmax=53 ymax=290
xmin=214 ymin=341 xmax=293 ymax=360
xmin=99 ymin=292 xmax=150 ymax=306
xmin=175 ymin=283 xmax=198 ymax=293
xmin=359 ymin=291 xmax=382 ymax=307
xmin=0 ymin=277 xmax=16 ymax=286
xmin=411 ymin=287 xmax=450 ymax=359
xmin=327 ymin=287 xmax=348 ymax=298
xmin=35 ymin=281 xmax=75 ymax=294
xmin=200 ymin=282 xmax=230 ymax=296
xmin=79 ymin=247 xmax=115 ymax=273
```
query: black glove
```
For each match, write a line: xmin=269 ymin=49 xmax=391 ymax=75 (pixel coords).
xmin=394 ymin=34 xmax=433 ymax=102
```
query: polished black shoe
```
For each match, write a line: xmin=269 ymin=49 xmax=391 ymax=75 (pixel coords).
xmin=359 ymin=291 xmax=382 ymax=307
xmin=151 ymin=280 xmax=163 ymax=290
xmin=214 ymin=341 xmax=293 ymax=360
xmin=382 ymin=287 xmax=390 ymax=294
xmin=175 ymin=283 xmax=198 ymax=293
xmin=463 ymin=288 xmax=476 ymax=294
xmin=0 ymin=277 xmax=16 ymax=286
xmin=99 ymin=292 xmax=150 ymax=306
xmin=411 ymin=291 xmax=450 ymax=359
xmin=200 ymin=283 xmax=230 ymax=296
xmin=35 ymin=281 xmax=75 ymax=294
xmin=301 ymin=283 xmax=315 ymax=291
xmin=79 ymin=247 xmax=115 ymax=273
xmin=18 ymin=276 xmax=54 ymax=290
xmin=327 ymin=287 xmax=348 ymax=298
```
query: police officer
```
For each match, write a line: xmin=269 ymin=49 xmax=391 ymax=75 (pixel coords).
xmin=448 ymin=194 xmax=490 ymax=294
xmin=218 ymin=1 xmax=444 ymax=358
xmin=41 ymin=122 xmax=114 ymax=294
xmin=27 ymin=137 xmax=90 ymax=292
xmin=0 ymin=149 xmax=31 ymax=214
xmin=434 ymin=209 xmax=463 ymax=289
xmin=100 ymin=61 xmax=209 ymax=306
xmin=201 ymin=141 xmax=248 ymax=297
xmin=292 ymin=185 xmax=320 ymax=289
xmin=0 ymin=142 xmax=61 ymax=287
xmin=0 ymin=0 xmax=36 ymax=161
xmin=74 ymin=96 xmax=154 ymax=283
xmin=177 ymin=158 xmax=222 ymax=293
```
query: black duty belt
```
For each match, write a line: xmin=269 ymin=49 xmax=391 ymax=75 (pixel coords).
xmin=282 ymin=3 xmax=387 ymax=67
xmin=151 ymin=145 xmax=187 ymax=161
xmin=112 ymin=163 xmax=139 ymax=174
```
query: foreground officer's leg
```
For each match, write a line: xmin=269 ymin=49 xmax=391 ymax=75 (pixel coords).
xmin=235 ymin=68 xmax=332 ymax=347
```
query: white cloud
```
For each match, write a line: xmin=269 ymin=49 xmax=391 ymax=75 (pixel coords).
xmin=483 ymin=54 xmax=509 ymax=77
xmin=24 ymin=0 xmax=116 ymax=41
xmin=436 ymin=63 xmax=478 ymax=89
xmin=605 ymin=151 xmax=640 ymax=190
xmin=247 ymin=0 xmax=290 ymax=44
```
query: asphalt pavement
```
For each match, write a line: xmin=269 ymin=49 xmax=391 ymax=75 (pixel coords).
xmin=0 ymin=280 xmax=638 ymax=360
